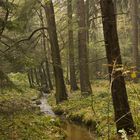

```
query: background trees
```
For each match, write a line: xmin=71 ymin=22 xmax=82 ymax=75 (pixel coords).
xmin=0 ymin=0 xmax=140 ymax=137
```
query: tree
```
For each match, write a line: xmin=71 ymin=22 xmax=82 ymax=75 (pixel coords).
xmin=100 ymin=0 xmax=135 ymax=134
xmin=85 ymin=0 xmax=90 ymax=47
xmin=40 ymin=8 xmax=53 ymax=90
xmin=44 ymin=0 xmax=67 ymax=103
xmin=131 ymin=0 xmax=139 ymax=72
xmin=0 ymin=0 xmax=15 ymax=89
xmin=34 ymin=68 xmax=40 ymax=86
xmin=40 ymin=64 xmax=49 ymax=93
xmin=0 ymin=70 xmax=15 ymax=88
xmin=29 ymin=69 xmax=35 ymax=88
xmin=77 ymin=0 xmax=92 ymax=95
xmin=67 ymin=0 xmax=78 ymax=91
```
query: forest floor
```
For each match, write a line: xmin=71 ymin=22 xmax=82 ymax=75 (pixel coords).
xmin=48 ymin=80 xmax=140 ymax=140
xmin=1 ymin=73 xmax=140 ymax=139
xmin=0 ymin=73 xmax=65 ymax=140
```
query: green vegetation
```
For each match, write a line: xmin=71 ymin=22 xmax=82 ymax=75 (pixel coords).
xmin=1 ymin=73 xmax=140 ymax=139
xmin=0 ymin=0 xmax=140 ymax=139
xmin=48 ymin=80 xmax=140 ymax=139
xmin=0 ymin=73 xmax=65 ymax=140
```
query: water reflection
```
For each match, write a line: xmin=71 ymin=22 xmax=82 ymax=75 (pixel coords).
xmin=62 ymin=121 xmax=95 ymax=140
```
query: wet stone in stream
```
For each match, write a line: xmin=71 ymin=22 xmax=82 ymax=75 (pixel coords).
xmin=39 ymin=97 xmax=55 ymax=117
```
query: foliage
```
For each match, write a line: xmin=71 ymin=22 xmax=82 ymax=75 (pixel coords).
xmin=0 ymin=73 xmax=65 ymax=140
xmin=48 ymin=80 xmax=140 ymax=139
xmin=0 ymin=0 xmax=140 ymax=139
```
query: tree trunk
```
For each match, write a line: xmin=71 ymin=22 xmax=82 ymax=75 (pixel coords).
xmin=34 ymin=68 xmax=40 ymax=86
xmin=44 ymin=0 xmax=67 ymax=103
xmin=100 ymin=0 xmax=135 ymax=134
xmin=85 ymin=0 xmax=90 ymax=48
xmin=113 ymin=0 xmax=117 ymax=14
xmin=38 ymin=66 xmax=48 ymax=88
xmin=27 ymin=70 xmax=33 ymax=88
xmin=0 ymin=70 xmax=14 ymax=88
xmin=45 ymin=60 xmax=53 ymax=90
xmin=41 ymin=64 xmax=50 ymax=93
xmin=30 ymin=69 xmax=35 ymax=85
xmin=67 ymin=0 xmax=78 ymax=91
xmin=131 ymin=0 xmax=139 ymax=71
xmin=77 ymin=0 xmax=92 ymax=95
xmin=40 ymin=8 xmax=53 ymax=90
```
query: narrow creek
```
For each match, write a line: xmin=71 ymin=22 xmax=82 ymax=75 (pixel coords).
xmin=38 ymin=95 xmax=95 ymax=140
xmin=61 ymin=120 xmax=95 ymax=140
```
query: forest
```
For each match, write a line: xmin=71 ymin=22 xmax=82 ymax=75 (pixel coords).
xmin=0 ymin=0 xmax=140 ymax=139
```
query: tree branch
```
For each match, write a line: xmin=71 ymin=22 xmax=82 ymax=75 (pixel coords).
xmin=2 ymin=27 xmax=48 ymax=53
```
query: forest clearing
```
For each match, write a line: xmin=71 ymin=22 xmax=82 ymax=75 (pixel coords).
xmin=0 ymin=0 xmax=140 ymax=139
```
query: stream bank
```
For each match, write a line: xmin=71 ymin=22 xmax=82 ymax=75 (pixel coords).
xmin=47 ymin=92 xmax=98 ymax=131
xmin=61 ymin=120 xmax=95 ymax=140
xmin=38 ymin=94 xmax=96 ymax=140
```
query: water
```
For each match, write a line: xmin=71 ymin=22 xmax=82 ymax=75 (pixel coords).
xmin=62 ymin=121 xmax=95 ymax=140
xmin=39 ymin=97 xmax=55 ymax=117
xmin=38 ymin=95 xmax=96 ymax=140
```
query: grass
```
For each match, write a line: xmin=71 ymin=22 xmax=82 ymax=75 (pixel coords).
xmin=0 ymin=73 xmax=65 ymax=140
xmin=1 ymin=72 xmax=140 ymax=139
xmin=48 ymin=80 xmax=140 ymax=139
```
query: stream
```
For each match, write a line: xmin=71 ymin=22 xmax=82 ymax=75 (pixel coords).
xmin=61 ymin=121 xmax=95 ymax=140
xmin=38 ymin=95 xmax=95 ymax=140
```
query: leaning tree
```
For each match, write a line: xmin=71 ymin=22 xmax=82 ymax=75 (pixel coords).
xmin=100 ymin=0 xmax=135 ymax=134
xmin=44 ymin=0 xmax=68 ymax=103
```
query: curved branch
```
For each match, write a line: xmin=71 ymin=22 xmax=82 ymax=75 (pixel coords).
xmin=2 ymin=27 xmax=48 ymax=53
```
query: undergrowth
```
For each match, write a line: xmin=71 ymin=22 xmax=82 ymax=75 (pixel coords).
xmin=48 ymin=80 xmax=140 ymax=139
xmin=0 ymin=73 xmax=65 ymax=140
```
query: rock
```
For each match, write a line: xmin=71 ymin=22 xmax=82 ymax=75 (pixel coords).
xmin=31 ymin=98 xmax=37 ymax=101
xmin=36 ymin=100 xmax=42 ymax=105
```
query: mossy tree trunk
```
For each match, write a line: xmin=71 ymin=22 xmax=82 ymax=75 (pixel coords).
xmin=34 ymin=68 xmax=40 ymax=86
xmin=27 ymin=69 xmax=34 ymax=88
xmin=85 ymin=0 xmax=90 ymax=49
xmin=77 ymin=0 xmax=92 ymax=95
xmin=40 ymin=8 xmax=53 ymax=90
xmin=41 ymin=64 xmax=50 ymax=93
xmin=27 ymin=71 xmax=33 ymax=88
xmin=44 ymin=0 xmax=67 ymax=103
xmin=0 ymin=70 xmax=14 ymax=88
xmin=67 ymin=0 xmax=78 ymax=91
xmin=131 ymin=0 xmax=139 ymax=73
xmin=100 ymin=0 xmax=135 ymax=134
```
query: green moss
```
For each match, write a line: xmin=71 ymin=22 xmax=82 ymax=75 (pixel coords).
xmin=48 ymin=80 xmax=140 ymax=139
xmin=0 ymin=73 xmax=65 ymax=140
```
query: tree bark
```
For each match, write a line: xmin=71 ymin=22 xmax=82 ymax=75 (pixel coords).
xmin=67 ymin=0 xmax=78 ymax=91
xmin=27 ymin=70 xmax=33 ymax=88
xmin=30 ymin=69 xmax=35 ymax=85
xmin=100 ymin=0 xmax=135 ymax=134
xmin=40 ymin=8 xmax=53 ymax=90
xmin=44 ymin=0 xmax=67 ymax=103
xmin=41 ymin=64 xmax=50 ymax=93
xmin=34 ymin=68 xmax=40 ymax=86
xmin=77 ymin=0 xmax=92 ymax=95
xmin=45 ymin=60 xmax=53 ymax=90
xmin=0 ymin=70 xmax=14 ymax=88
xmin=85 ymin=0 xmax=90 ymax=48
xmin=131 ymin=0 xmax=139 ymax=71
